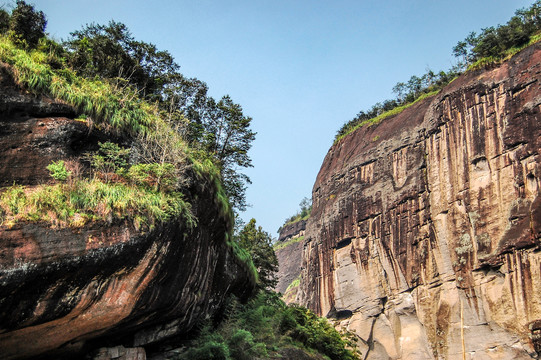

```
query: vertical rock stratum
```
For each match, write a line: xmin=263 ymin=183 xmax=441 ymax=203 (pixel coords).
xmin=297 ymin=43 xmax=541 ymax=359
xmin=275 ymin=219 xmax=307 ymax=303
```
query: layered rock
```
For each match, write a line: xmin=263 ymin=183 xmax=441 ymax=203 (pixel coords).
xmin=275 ymin=219 xmax=307 ymax=303
xmin=0 ymin=68 xmax=255 ymax=359
xmin=298 ymin=43 xmax=541 ymax=359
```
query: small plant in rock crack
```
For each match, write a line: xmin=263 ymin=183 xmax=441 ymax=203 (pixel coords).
xmin=455 ymin=233 xmax=473 ymax=266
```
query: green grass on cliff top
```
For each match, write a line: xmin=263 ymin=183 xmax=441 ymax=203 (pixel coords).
xmin=0 ymin=36 xmax=157 ymax=136
xmin=468 ymin=32 xmax=541 ymax=71
xmin=334 ymin=90 xmax=439 ymax=144
xmin=273 ymin=235 xmax=305 ymax=251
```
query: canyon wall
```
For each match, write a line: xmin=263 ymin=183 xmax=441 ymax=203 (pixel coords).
xmin=275 ymin=219 xmax=306 ymax=303
xmin=0 ymin=68 xmax=255 ymax=359
xmin=298 ymin=43 xmax=541 ymax=359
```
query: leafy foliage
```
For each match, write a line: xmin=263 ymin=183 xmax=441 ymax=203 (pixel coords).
xmin=199 ymin=95 xmax=256 ymax=212
xmin=180 ymin=290 xmax=359 ymax=360
xmin=236 ymin=218 xmax=278 ymax=290
xmin=126 ymin=163 xmax=177 ymax=192
xmin=87 ymin=142 xmax=129 ymax=178
xmin=9 ymin=0 xmax=46 ymax=49
xmin=64 ymin=21 xmax=179 ymax=101
xmin=453 ymin=1 xmax=541 ymax=69
xmin=278 ymin=197 xmax=312 ymax=233
xmin=46 ymin=160 xmax=71 ymax=182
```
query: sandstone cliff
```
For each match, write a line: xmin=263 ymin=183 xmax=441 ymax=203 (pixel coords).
xmin=275 ymin=219 xmax=306 ymax=303
xmin=0 ymin=68 xmax=255 ymax=359
xmin=298 ymin=43 xmax=541 ymax=359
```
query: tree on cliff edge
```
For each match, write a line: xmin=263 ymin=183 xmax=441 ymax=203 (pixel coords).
xmin=236 ymin=218 xmax=278 ymax=289
xmin=9 ymin=0 xmax=46 ymax=49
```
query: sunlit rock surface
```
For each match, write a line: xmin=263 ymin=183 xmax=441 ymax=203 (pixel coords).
xmin=298 ymin=43 xmax=541 ymax=359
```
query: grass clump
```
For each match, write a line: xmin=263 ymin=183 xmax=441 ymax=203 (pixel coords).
xmin=285 ymin=276 xmax=300 ymax=292
xmin=335 ymin=90 xmax=439 ymax=144
xmin=0 ymin=179 xmax=193 ymax=230
xmin=0 ymin=35 xmax=157 ymax=136
xmin=274 ymin=235 xmax=305 ymax=251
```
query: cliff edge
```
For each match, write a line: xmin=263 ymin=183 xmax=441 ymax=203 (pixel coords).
xmin=0 ymin=67 xmax=256 ymax=359
xmin=298 ymin=43 xmax=541 ymax=358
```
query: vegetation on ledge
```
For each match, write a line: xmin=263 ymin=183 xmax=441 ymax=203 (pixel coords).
xmin=0 ymin=179 xmax=193 ymax=231
xmin=278 ymin=197 xmax=312 ymax=234
xmin=274 ymin=235 xmax=305 ymax=251
xmin=453 ymin=1 xmax=541 ymax=70
xmin=335 ymin=90 xmax=439 ymax=143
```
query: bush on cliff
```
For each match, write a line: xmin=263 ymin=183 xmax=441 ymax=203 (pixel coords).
xmin=453 ymin=1 xmax=541 ymax=69
xmin=278 ymin=196 xmax=312 ymax=233
xmin=180 ymin=290 xmax=359 ymax=360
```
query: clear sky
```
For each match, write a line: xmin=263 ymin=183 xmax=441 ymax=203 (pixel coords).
xmin=33 ymin=0 xmax=532 ymax=236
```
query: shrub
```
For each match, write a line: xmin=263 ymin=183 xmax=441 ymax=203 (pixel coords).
xmin=181 ymin=333 xmax=231 ymax=360
xmin=0 ymin=9 xmax=10 ymax=34
xmin=126 ymin=163 xmax=177 ymax=192
xmin=9 ymin=0 xmax=46 ymax=49
xmin=47 ymin=160 xmax=71 ymax=182
xmin=88 ymin=142 xmax=129 ymax=180
xmin=227 ymin=329 xmax=267 ymax=360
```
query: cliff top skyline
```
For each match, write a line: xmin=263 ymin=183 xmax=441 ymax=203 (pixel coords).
xmin=37 ymin=0 xmax=533 ymax=234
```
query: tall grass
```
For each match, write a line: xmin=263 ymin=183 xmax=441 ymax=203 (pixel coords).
xmin=0 ymin=36 xmax=157 ymax=136
xmin=273 ymin=235 xmax=305 ymax=251
xmin=0 ymin=180 xmax=194 ymax=231
xmin=334 ymin=90 xmax=439 ymax=144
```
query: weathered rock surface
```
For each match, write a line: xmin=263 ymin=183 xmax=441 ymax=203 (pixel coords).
xmin=0 ymin=68 xmax=255 ymax=359
xmin=278 ymin=219 xmax=307 ymax=243
xmin=274 ymin=220 xmax=307 ymax=303
xmin=297 ymin=43 xmax=541 ymax=359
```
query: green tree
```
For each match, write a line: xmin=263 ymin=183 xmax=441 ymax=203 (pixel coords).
xmin=64 ymin=21 xmax=179 ymax=101
xmin=9 ymin=0 xmax=46 ymax=49
xmin=236 ymin=218 xmax=278 ymax=289
xmin=65 ymin=22 xmax=256 ymax=213
xmin=201 ymin=95 xmax=256 ymax=212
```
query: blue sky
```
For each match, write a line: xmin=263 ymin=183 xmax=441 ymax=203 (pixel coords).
xmin=34 ymin=0 xmax=532 ymax=235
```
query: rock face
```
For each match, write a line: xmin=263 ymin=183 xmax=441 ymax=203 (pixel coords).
xmin=0 ymin=69 xmax=255 ymax=359
xmin=275 ymin=220 xmax=307 ymax=303
xmin=298 ymin=43 xmax=541 ymax=359
xmin=278 ymin=219 xmax=307 ymax=243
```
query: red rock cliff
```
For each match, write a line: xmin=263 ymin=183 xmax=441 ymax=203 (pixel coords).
xmin=298 ymin=43 xmax=541 ymax=359
xmin=0 ymin=68 xmax=256 ymax=359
